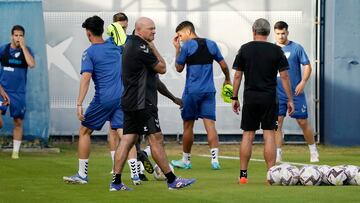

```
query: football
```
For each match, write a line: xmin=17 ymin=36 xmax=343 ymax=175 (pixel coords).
xmin=326 ymin=166 xmax=347 ymax=186
xmin=279 ymin=164 xmax=300 ymax=186
xmin=343 ymin=165 xmax=360 ymax=185
xmin=299 ymin=165 xmax=322 ymax=186
xmin=267 ymin=165 xmax=282 ymax=185
xmin=317 ymin=165 xmax=332 ymax=185
xmin=153 ymin=164 xmax=174 ymax=181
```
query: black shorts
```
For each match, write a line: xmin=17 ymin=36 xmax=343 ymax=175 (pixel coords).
xmin=241 ymin=103 xmax=278 ymax=131
xmin=123 ymin=108 xmax=161 ymax=135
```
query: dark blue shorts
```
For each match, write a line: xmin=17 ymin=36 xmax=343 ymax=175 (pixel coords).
xmin=278 ymin=94 xmax=308 ymax=119
xmin=0 ymin=92 xmax=26 ymax=119
xmin=181 ymin=92 xmax=216 ymax=121
xmin=81 ymin=99 xmax=123 ymax=131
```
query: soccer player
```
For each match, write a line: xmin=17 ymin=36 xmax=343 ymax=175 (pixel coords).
xmin=0 ymin=25 xmax=36 ymax=159
xmin=231 ymin=18 xmax=294 ymax=184
xmin=110 ymin=17 xmax=195 ymax=191
xmin=63 ymin=15 xmax=123 ymax=184
xmin=171 ymin=21 xmax=231 ymax=170
xmin=273 ymin=21 xmax=320 ymax=163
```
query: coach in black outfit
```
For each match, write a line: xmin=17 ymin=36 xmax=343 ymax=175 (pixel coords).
xmin=231 ymin=18 xmax=294 ymax=184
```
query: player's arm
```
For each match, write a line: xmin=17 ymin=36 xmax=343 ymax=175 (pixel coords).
xmin=218 ymin=60 xmax=231 ymax=85
xmin=295 ymin=64 xmax=312 ymax=96
xmin=279 ymin=70 xmax=295 ymax=115
xmin=76 ymin=72 xmax=92 ymax=121
xmin=0 ymin=85 xmax=10 ymax=106
xmin=19 ymin=36 xmax=35 ymax=68
xmin=148 ymin=41 xmax=166 ymax=74
xmin=156 ymin=78 xmax=183 ymax=107
xmin=173 ymin=36 xmax=185 ymax=73
xmin=232 ymin=69 xmax=243 ymax=115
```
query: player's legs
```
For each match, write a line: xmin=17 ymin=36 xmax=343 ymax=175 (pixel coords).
xmin=275 ymin=116 xmax=285 ymax=162
xmin=296 ymin=118 xmax=319 ymax=162
xmin=263 ymin=130 xmax=276 ymax=169
xmin=11 ymin=118 xmax=23 ymax=159
xmin=203 ymin=118 xmax=220 ymax=169
xmin=171 ymin=120 xmax=194 ymax=169
xmin=108 ymin=127 xmax=119 ymax=173
xmin=0 ymin=113 xmax=3 ymax=129
xmin=239 ymin=131 xmax=255 ymax=183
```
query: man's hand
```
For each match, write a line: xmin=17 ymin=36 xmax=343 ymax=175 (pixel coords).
xmin=18 ymin=36 xmax=26 ymax=49
xmin=232 ymin=100 xmax=241 ymax=115
xmin=0 ymin=89 xmax=10 ymax=106
xmin=223 ymin=79 xmax=231 ymax=86
xmin=172 ymin=35 xmax=180 ymax=50
xmin=287 ymin=101 xmax=295 ymax=115
xmin=173 ymin=97 xmax=183 ymax=108
xmin=295 ymin=80 xmax=306 ymax=96
xmin=77 ymin=105 xmax=85 ymax=121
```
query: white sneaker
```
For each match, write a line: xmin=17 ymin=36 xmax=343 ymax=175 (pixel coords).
xmin=310 ymin=152 xmax=319 ymax=163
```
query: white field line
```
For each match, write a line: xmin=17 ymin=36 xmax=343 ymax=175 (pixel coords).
xmin=199 ymin=154 xmax=313 ymax=166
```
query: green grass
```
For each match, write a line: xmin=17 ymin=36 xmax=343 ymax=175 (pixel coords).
xmin=0 ymin=143 xmax=360 ymax=203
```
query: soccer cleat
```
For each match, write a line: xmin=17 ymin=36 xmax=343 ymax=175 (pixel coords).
xmin=310 ymin=152 xmax=320 ymax=163
xmin=238 ymin=177 xmax=248 ymax=184
xmin=137 ymin=150 xmax=154 ymax=174
xmin=109 ymin=182 xmax=133 ymax=191
xmin=171 ymin=160 xmax=192 ymax=169
xmin=168 ymin=177 xmax=196 ymax=190
xmin=11 ymin=152 xmax=19 ymax=159
xmin=211 ymin=162 xmax=221 ymax=170
xmin=131 ymin=175 xmax=141 ymax=185
xmin=139 ymin=174 xmax=149 ymax=181
xmin=63 ymin=173 xmax=88 ymax=184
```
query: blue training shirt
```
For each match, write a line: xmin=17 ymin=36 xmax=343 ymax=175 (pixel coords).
xmin=176 ymin=39 xmax=224 ymax=94
xmin=81 ymin=38 xmax=123 ymax=103
xmin=277 ymin=41 xmax=310 ymax=97
xmin=0 ymin=44 xmax=34 ymax=93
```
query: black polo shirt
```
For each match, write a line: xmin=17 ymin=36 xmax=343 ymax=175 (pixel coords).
xmin=122 ymin=35 xmax=159 ymax=111
xmin=232 ymin=41 xmax=289 ymax=104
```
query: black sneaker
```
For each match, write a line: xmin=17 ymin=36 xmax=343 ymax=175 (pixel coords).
xmin=139 ymin=174 xmax=149 ymax=181
xmin=137 ymin=150 xmax=154 ymax=174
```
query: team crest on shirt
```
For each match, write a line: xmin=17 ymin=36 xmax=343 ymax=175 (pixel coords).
xmin=140 ymin=44 xmax=149 ymax=53
xmin=284 ymin=52 xmax=291 ymax=59
xmin=14 ymin=52 xmax=21 ymax=58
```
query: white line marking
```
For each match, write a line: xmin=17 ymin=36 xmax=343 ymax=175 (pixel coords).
xmin=199 ymin=155 xmax=312 ymax=166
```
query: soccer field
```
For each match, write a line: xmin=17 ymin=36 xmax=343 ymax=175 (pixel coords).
xmin=1 ymin=143 xmax=360 ymax=203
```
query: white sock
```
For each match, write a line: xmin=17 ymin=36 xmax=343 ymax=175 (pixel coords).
xmin=137 ymin=161 xmax=144 ymax=175
xmin=110 ymin=151 xmax=115 ymax=168
xmin=143 ymin=146 xmax=151 ymax=157
xmin=210 ymin=148 xmax=219 ymax=163
xmin=13 ymin=140 xmax=21 ymax=153
xmin=308 ymin=144 xmax=318 ymax=154
xmin=277 ymin=148 xmax=282 ymax=157
xmin=182 ymin=152 xmax=191 ymax=165
xmin=128 ymin=159 xmax=138 ymax=178
xmin=78 ymin=159 xmax=89 ymax=178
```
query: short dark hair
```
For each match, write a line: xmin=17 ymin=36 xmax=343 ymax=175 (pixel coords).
xmin=274 ymin=21 xmax=288 ymax=30
xmin=175 ymin=21 xmax=195 ymax=33
xmin=252 ymin=18 xmax=270 ymax=36
xmin=11 ymin=25 xmax=25 ymax=35
xmin=113 ymin=12 xmax=128 ymax=23
xmin=82 ymin=15 xmax=104 ymax=36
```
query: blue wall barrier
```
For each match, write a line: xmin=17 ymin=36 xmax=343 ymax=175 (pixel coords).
xmin=0 ymin=0 xmax=50 ymax=141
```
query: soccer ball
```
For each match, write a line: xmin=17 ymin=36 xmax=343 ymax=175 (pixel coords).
xmin=317 ymin=165 xmax=332 ymax=185
xmin=343 ymin=165 xmax=360 ymax=185
xmin=279 ymin=164 xmax=300 ymax=186
xmin=267 ymin=165 xmax=282 ymax=185
xmin=350 ymin=170 xmax=360 ymax=185
xmin=326 ymin=166 xmax=347 ymax=186
xmin=153 ymin=164 xmax=174 ymax=181
xmin=299 ymin=165 xmax=322 ymax=186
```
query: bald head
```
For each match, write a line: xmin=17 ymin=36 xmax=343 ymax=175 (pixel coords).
xmin=135 ymin=17 xmax=156 ymax=42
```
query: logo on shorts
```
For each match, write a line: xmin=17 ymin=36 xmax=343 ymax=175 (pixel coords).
xmin=301 ymin=105 xmax=307 ymax=113
xmin=154 ymin=118 xmax=160 ymax=128
xmin=143 ymin=126 xmax=148 ymax=132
